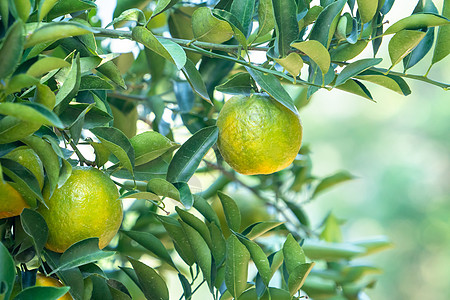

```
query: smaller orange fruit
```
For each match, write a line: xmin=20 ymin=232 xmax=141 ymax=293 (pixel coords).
xmin=35 ymin=274 xmax=72 ymax=300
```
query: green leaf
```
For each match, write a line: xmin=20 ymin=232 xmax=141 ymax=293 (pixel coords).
xmin=212 ymin=9 xmax=248 ymax=51
xmin=193 ymin=195 xmax=221 ymax=227
xmin=4 ymin=74 xmax=40 ymax=95
xmin=120 ymin=190 xmax=161 ymax=201
xmin=54 ymin=53 xmax=81 ymax=114
xmin=152 ymin=0 xmax=180 ymax=17
xmin=20 ymin=208 xmax=49 ymax=258
xmin=334 ymin=58 xmax=382 ymax=86
xmin=108 ymin=8 xmax=146 ymax=28
xmin=272 ymin=0 xmax=299 ymax=57
xmin=97 ymin=61 xmax=127 ymax=89
xmin=132 ymin=26 xmax=186 ymax=69
xmin=230 ymin=0 xmax=255 ymax=37
xmin=79 ymin=75 xmax=114 ymax=91
xmin=0 ymin=242 xmax=15 ymax=300
xmin=238 ymin=287 xmax=291 ymax=300
xmin=0 ymin=20 xmax=24 ymax=80
xmin=27 ymin=57 xmax=71 ymax=78
xmin=285 ymin=201 xmax=310 ymax=227
xmin=208 ymin=222 xmax=226 ymax=264
xmin=288 ymin=262 xmax=315 ymax=296
xmin=147 ymin=178 xmax=180 ymax=201
xmin=291 ymin=40 xmax=331 ymax=75
xmin=225 ymin=235 xmax=250 ymax=298
xmin=0 ymin=158 xmax=42 ymax=206
xmin=320 ymin=213 xmax=343 ymax=243
xmin=21 ymin=135 xmax=60 ymax=197
xmin=175 ymin=207 xmax=212 ymax=248
xmin=180 ymin=220 xmax=213 ymax=289
xmin=384 ymin=13 xmax=450 ymax=35
xmin=173 ymin=182 xmax=194 ymax=209
xmin=283 ymin=234 xmax=306 ymax=274
xmin=255 ymin=0 xmax=275 ymax=38
xmin=353 ymin=236 xmax=393 ymax=255
xmin=156 ymin=215 xmax=195 ymax=266
xmin=216 ymin=72 xmax=254 ymax=95
xmin=58 ymin=158 xmax=72 ymax=188
xmin=181 ymin=59 xmax=212 ymax=104
xmin=388 ymin=30 xmax=426 ymax=68
xmin=245 ymin=67 xmax=297 ymax=115
xmin=336 ymin=79 xmax=374 ymax=101
xmin=1 ymin=102 xmax=63 ymax=129
xmin=14 ymin=286 xmax=71 ymax=300
xmin=309 ymin=0 xmax=346 ymax=48
xmin=166 ymin=126 xmax=218 ymax=183
xmin=122 ymin=231 xmax=177 ymax=270
xmin=274 ymin=53 xmax=304 ymax=78
xmin=432 ymin=0 xmax=450 ymax=64
xmin=217 ymin=192 xmax=241 ymax=232
xmin=59 ymin=103 xmax=113 ymax=129
xmin=25 ymin=23 xmax=94 ymax=49
xmin=312 ymin=171 xmax=355 ymax=199
xmin=357 ymin=0 xmax=378 ymax=23
xmin=234 ymin=233 xmax=271 ymax=286
xmin=12 ymin=0 xmax=30 ymax=21
xmin=38 ymin=0 xmax=59 ymax=21
xmin=356 ymin=71 xmax=411 ymax=95
xmin=128 ymin=257 xmax=169 ymax=300
xmin=47 ymin=0 xmax=96 ymax=19
xmin=191 ymin=7 xmax=234 ymax=43
xmin=242 ymin=221 xmax=284 ymax=240
xmin=130 ymin=131 xmax=178 ymax=166
xmin=49 ymin=238 xmax=115 ymax=275
xmin=302 ymin=240 xmax=366 ymax=261
xmin=90 ymin=127 xmax=135 ymax=175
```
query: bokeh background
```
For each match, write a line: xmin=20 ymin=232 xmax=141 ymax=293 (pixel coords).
xmin=94 ymin=0 xmax=449 ymax=299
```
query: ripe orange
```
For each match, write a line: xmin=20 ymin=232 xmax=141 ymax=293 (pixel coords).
xmin=35 ymin=274 xmax=72 ymax=300
xmin=0 ymin=146 xmax=44 ymax=219
xmin=37 ymin=166 xmax=123 ymax=253
xmin=216 ymin=94 xmax=302 ymax=175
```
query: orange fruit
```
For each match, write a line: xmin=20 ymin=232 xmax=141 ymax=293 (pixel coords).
xmin=35 ymin=274 xmax=72 ymax=300
xmin=216 ymin=94 xmax=302 ymax=175
xmin=0 ymin=146 xmax=44 ymax=219
xmin=37 ymin=166 xmax=123 ymax=253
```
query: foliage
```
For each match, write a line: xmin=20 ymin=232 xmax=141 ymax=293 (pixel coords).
xmin=0 ymin=0 xmax=448 ymax=299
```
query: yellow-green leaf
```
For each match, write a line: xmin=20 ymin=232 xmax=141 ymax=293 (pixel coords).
xmin=275 ymin=52 xmax=303 ymax=78
xmin=357 ymin=0 xmax=378 ymax=23
xmin=388 ymin=30 xmax=426 ymax=68
xmin=291 ymin=40 xmax=331 ymax=74
xmin=191 ymin=7 xmax=234 ymax=43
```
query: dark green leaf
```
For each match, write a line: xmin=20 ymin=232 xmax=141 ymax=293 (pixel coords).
xmin=122 ymin=231 xmax=177 ymax=270
xmin=147 ymin=178 xmax=180 ymax=201
xmin=243 ymin=221 xmax=284 ymax=240
xmin=216 ymin=72 xmax=254 ymax=95
xmin=166 ymin=126 xmax=218 ymax=183
xmin=336 ymin=79 xmax=374 ymax=101
xmin=238 ymin=287 xmax=291 ymax=300
xmin=288 ymin=262 xmax=315 ymax=296
xmin=309 ymin=0 xmax=346 ymax=48
xmin=14 ymin=286 xmax=71 ymax=300
xmin=384 ymin=13 xmax=450 ymax=35
xmin=217 ymin=192 xmax=241 ymax=232
xmin=108 ymin=8 xmax=146 ymax=28
xmin=283 ymin=234 xmax=306 ymax=274
xmin=128 ymin=257 xmax=169 ymax=300
xmin=97 ymin=61 xmax=127 ymax=89
xmin=180 ymin=220 xmax=213 ymax=289
xmin=0 ymin=103 xmax=63 ymax=129
xmin=335 ymin=58 xmax=382 ymax=86
xmin=90 ymin=127 xmax=135 ymax=175
xmin=47 ymin=0 xmax=96 ymax=19
xmin=173 ymin=182 xmax=194 ymax=209
xmin=245 ymin=68 xmax=297 ymax=115
xmin=208 ymin=222 xmax=226 ymax=265
xmin=225 ymin=235 xmax=250 ymax=298
xmin=79 ymin=75 xmax=114 ymax=91
xmin=0 ymin=20 xmax=24 ymax=80
xmin=193 ymin=194 xmax=221 ymax=227
xmin=0 ymin=242 xmax=15 ymax=300
xmin=152 ymin=0 xmax=180 ymax=17
xmin=175 ymin=207 xmax=212 ymax=248
xmin=178 ymin=273 xmax=192 ymax=300
xmin=25 ymin=23 xmax=94 ymax=49
xmin=54 ymin=53 xmax=81 ymax=115
xmin=20 ymin=209 xmax=48 ymax=258
xmin=59 ymin=103 xmax=113 ymax=129
xmin=181 ymin=59 xmax=212 ymax=104
xmin=272 ymin=0 xmax=299 ymax=57
xmin=230 ymin=0 xmax=255 ymax=37
xmin=49 ymin=238 xmax=115 ymax=275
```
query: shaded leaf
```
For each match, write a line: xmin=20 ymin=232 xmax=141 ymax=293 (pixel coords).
xmin=0 ymin=20 xmax=24 ymax=80
xmin=291 ymin=40 xmax=331 ymax=75
xmin=20 ymin=208 xmax=49 ymax=258
xmin=173 ymin=182 xmax=194 ymax=209
xmin=312 ymin=171 xmax=355 ymax=199
xmin=26 ymin=57 xmax=70 ymax=78
xmin=147 ymin=178 xmax=180 ymax=201
xmin=25 ymin=23 xmax=94 ymax=49
xmin=384 ymin=13 xmax=450 ymax=35
xmin=217 ymin=191 xmax=241 ymax=232
xmin=128 ymin=257 xmax=169 ymax=300
xmin=191 ymin=7 xmax=234 ymax=43
xmin=54 ymin=53 xmax=81 ymax=115
xmin=181 ymin=59 xmax=212 ymax=104
xmin=272 ymin=0 xmax=299 ymax=57
xmin=309 ymin=0 xmax=346 ymax=48
xmin=14 ymin=286 xmax=71 ymax=300
xmin=225 ymin=235 xmax=250 ymax=298
xmin=216 ymin=72 xmax=254 ymax=95
xmin=335 ymin=58 xmax=382 ymax=86
xmin=47 ymin=0 xmax=97 ymax=19
xmin=432 ymin=0 xmax=450 ymax=65
xmin=336 ymin=79 xmax=374 ymax=101
xmin=0 ymin=242 xmax=16 ymax=300
xmin=255 ymin=0 xmax=275 ymax=38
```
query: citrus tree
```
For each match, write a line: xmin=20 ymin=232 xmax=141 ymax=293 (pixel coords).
xmin=0 ymin=0 xmax=448 ymax=299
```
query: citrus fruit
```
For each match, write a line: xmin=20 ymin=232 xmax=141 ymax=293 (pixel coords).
xmin=216 ymin=94 xmax=302 ymax=175
xmin=35 ymin=274 xmax=72 ymax=300
xmin=37 ymin=166 xmax=123 ymax=253
xmin=0 ymin=146 xmax=44 ymax=219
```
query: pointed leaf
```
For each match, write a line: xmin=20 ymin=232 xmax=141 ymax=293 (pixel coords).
xmin=49 ymin=238 xmax=114 ymax=275
xmin=120 ymin=190 xmax=161 ymax=201
xmin=175 ymin=207 xmax=212 ymax=248
xmin=47 ymin=0 xmax=97 ymax=19
xmin=166 ymin=126 xmax=218 ymax=183
xmin=357 ymin=0 xmax=377 ymax=23
xmin=208 ymin=222 xmax=226 ymax=264
xmin=275 ymin=53 xmax=304 ymax=78
xmin=147 ymin=178 xmax=180 ymax=201
xmin=130 ymin=131 xmax=179 ymax=166
xmin=27 ymin=57 xmax=70 ymax=78
xmin=335 ymin=58 xmax=382 ymax=86
xmin=132 ymin=26 xmax=186 ymax=69
xmin=0 ymin=20 xmax=24 ymax=80
xmin=272 ymin=0 xmax=299 ymax=56
xmin=14 ymin=286 xmax=71 ymax=300
xmin=152 ymin=0 xmax=180 ymax=17
xmin=54 ymin=53 xmax=81 ymax=114
xmin=283 ymin=234 xmax=306 ymax=274
xmin=225 ymin=235 xmax=250 ymax=298
xmin=193 ymin=194 xmax=221 ymax=227
xmin=122 ymin=231 xmax=177 ymax=270
xmin=356 ymin=72 xmax=411 ymax=95
xmin=309 ymin=0 xmax=346 ymax=48
xmin=384 ymin=13 xmax=450 ymax=35
xmin=0 ymin=103 xmax=63 ymax=129
xmin=181 ymin=59 xmax=212 ymax=104
xmin=288 ymin=262 xmax=315 ymax=296
xmin=242 ymin=221 xmax=284 ymax=240
xmin=90 ymin=127 xmax=135 ymax=175
xmin=217 ymin=192 xmax=241 ymax=232
xmin=216 ymin=72 xmax=254 ymax=95
xmin=191 ymin=7 xmax=234 ymax=43
xmin=432 ymin=0 xmax=450 ymax=64
xmin=302 ymin=240 xmax=366 ymax=261
xmin=108 ymin=8 xmax=146 ymax=28
xmin=312 ymin=171 xmax=355 ymax=199
xmin=245 ymin=67 xmax=297 ymax=115
xmin=0 ymin=242 xmax=16 ymax=300
xmin=336 ymin=79 xmax=374 ymax=101
xmin=20 ymin=208 xmax=49 ymax=258
xmin=230 ymin=0 xmax=255 ymax=37
xmin=173 ymin=182 xmax=194 ymax=209
xmin=25 ymin=23 xmax=94 ymax=49
xmin=128 ymin=257 xmax=169 ymax=300
xmin=256 ymin=0 xmax=275 ymax=38
xmin=291 ymin=40 xmax=331 ymax=74
xmin=38 ymin=0 xmax=59 ymax=21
